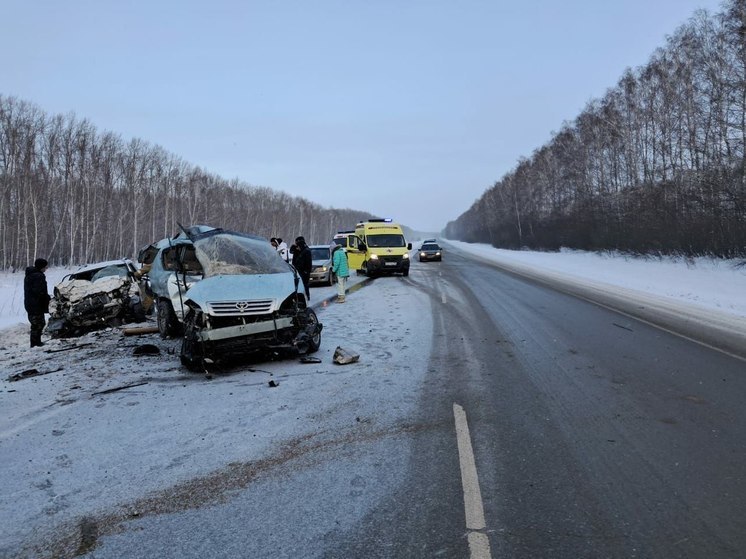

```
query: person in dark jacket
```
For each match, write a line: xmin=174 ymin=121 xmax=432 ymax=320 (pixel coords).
xmin=24 ymin=258 xmax=51 ymax=347
xmin=292 ymin=236 xmax=312 ymax=300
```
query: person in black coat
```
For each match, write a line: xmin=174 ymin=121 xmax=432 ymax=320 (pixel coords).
xmin=291 ymin=236 xmax=312 ymax=300
xmin=24 ymin=258 xmax=51 ymax=347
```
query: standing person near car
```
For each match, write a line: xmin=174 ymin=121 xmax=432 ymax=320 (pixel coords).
xmin=292 ymin=236 xmax=312 ymax=300
xmin=24 ymin=258 xmax=51 ymax=347
xmin=275 ymin=238 xmax=290 ymax=262
xmin=331 ymin=244 xmax=349 ymax=303
xmin=271 ymin=237 xmax=290 ymax=262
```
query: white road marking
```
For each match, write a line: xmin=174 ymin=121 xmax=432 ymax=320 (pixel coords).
xmin=441 ymin=293 xmax=447 ymax=304
xmin=453 ymin=403 xmax=493 ymax=559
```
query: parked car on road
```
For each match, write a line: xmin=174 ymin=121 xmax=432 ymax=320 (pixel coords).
xmin=418 ymin=242 xmax=443 ymax=262
xmin=47 ymin=259 xmax=146 ymax=338
xmin=309 ymin=244 xmax=335 ymax=286
xmin=176 ymin=227 xmax=322 ymax=371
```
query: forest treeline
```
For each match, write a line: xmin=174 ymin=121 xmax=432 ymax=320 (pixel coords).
xmin=446 ymin=0 xmax=746 ymax=257
xmin=0 ymin=94 xmax=371 ymax=270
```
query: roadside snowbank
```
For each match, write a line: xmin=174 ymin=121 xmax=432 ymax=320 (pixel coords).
xmin=444 ymin=241 xmax=746 ymax=319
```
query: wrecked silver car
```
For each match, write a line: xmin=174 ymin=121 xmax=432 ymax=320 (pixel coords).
xmin=137 ymin=227 xmax=212 ymax=338
xmin=177 ymin=227 xmax=322 ymax=371
xmin=47 ymin=259 xmax=146 ymax=338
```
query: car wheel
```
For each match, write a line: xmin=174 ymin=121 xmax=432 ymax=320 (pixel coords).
xmin=180 ymin=310 xmax=203 ymax=371
xmin=327 ymin=272 xmax=335 ymax=287
xmin=402 ymin=267 xmax=409 ymax=277
xmin=305 ymin=308 xmax=321 ymax=353
xmin=157 ymin=299 xmax=181 ymax=338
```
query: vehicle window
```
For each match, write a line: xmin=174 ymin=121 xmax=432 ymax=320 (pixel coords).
xmin=163 ymin=248 xmax=179 ymax=271
xmin=366 ymin=234 xmax=405 ymax=248
xmin=311 ymin=247 xmax=330 ymax=260
xmin=90 ymin=265 xmax=129 ymax=282
xmin=194 ymin=233 xmax=292 ymax=276
xmin=180 ymin=246 xmax=202 ymax=273
xmin=422 ymin=244 xmax=440 ymax=250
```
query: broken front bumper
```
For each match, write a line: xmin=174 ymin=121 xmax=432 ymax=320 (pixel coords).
xmin=196 ymin=316 xmax=295 ymax=342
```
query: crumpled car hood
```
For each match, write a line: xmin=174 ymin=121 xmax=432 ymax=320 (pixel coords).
xmin=185 ymin=272 xmax=297 ymax=314
xmin=55 ymin=277 xmax=132 ymax=303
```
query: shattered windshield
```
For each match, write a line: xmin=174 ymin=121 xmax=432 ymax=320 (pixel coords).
xmin=193 ymin=233 xmax=291 ymax=277
xmin=90 ymin=265 xmax=131 ymax=282
xmin=366 ymin=234 xmax=406 ymax=248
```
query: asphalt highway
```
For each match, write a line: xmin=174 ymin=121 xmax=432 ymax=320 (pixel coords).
xmin=378 ymin=247 xmax=746 ymax=558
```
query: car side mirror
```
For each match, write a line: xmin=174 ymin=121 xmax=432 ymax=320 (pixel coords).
xmin=407 ymin=243 xmax=412 ymax=250
xmin=359 ymin=242 xmax=367 ymax=252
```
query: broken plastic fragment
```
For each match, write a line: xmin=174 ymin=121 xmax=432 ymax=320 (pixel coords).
xmin=333 ymin=346 xmax=360 ymax=365
xmin=300 ymin=356 xmax=322 ymax=364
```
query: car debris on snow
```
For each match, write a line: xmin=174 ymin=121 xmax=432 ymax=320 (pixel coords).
xmin=299 ymin=356 xmax=322 ymax=364
xmin=123 ymin=325 xmax=160 ymax=336
xmin=7 ymin=366 xmax=64 ymax=382
xmin=91 ymin=381 xmax=149 ymax=396
xmin=132 ymin=344 xmax=161 ymax=356
xmin=332 ymin=346 xmax=360 ymax=365
xmin=44 ymin=342 xmax=94 ymax=353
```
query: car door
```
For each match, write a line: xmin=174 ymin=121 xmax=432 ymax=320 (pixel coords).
xmin=345 ymin=235 xmax=366 ymax=272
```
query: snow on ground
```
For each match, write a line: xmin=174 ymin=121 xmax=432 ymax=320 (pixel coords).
xmin=443 ymin=240 xmax=746 ymax=319
xmin=1 ymin=272 xmax=433 ymax=558
xmin=0 ymin=267 xmax=71 ymax=331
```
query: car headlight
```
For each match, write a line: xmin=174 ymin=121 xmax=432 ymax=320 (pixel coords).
xmin=370 ymin=254 xmax=379 ymax=260
xmin=420 ymin=252 xmax=426 ymax=256
xmin=403 ymin=253 xmax=409 ymax=259
xmin=435 ymin=252 xmax=440 ymax=256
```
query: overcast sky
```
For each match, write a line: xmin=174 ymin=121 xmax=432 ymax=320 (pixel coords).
xmin=2 ymin=0 xmax=725 ymax=233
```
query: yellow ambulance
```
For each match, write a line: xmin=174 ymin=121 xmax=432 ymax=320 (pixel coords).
xmin=343 ymin=219 xmax=412 ymax=277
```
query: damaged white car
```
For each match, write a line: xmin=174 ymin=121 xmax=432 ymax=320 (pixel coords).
xmin=176 ymin=227 xmax=323 ymax=371
xmin=47 ymin=259 xmax=146 ymax=338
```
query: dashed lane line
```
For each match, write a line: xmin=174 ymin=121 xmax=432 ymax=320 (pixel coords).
xmin=453 ymin=403 xmax=493 ymax=559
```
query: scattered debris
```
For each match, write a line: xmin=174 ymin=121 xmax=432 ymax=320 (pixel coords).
xmin=613 ymin=322 xmax=634 ymax=332
xmin=123 ymin=325 xmax=160 ymax=336
xmin=299 ymin=356 xmax=322 ymax=364
xmin=333 ymin=346 xmax=360 ymax=365
xmin=91 ymin=381 xmax=149 ymax=396
xmin=8 ymin=367 xmax=64 ymax=382
xmin=133 ymin=344 xmax=160 ymax=356
xmin=268 ymin=380 xmax=280 ymax=388
xmin=45 ymin=343 xmax=94 ymax=353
